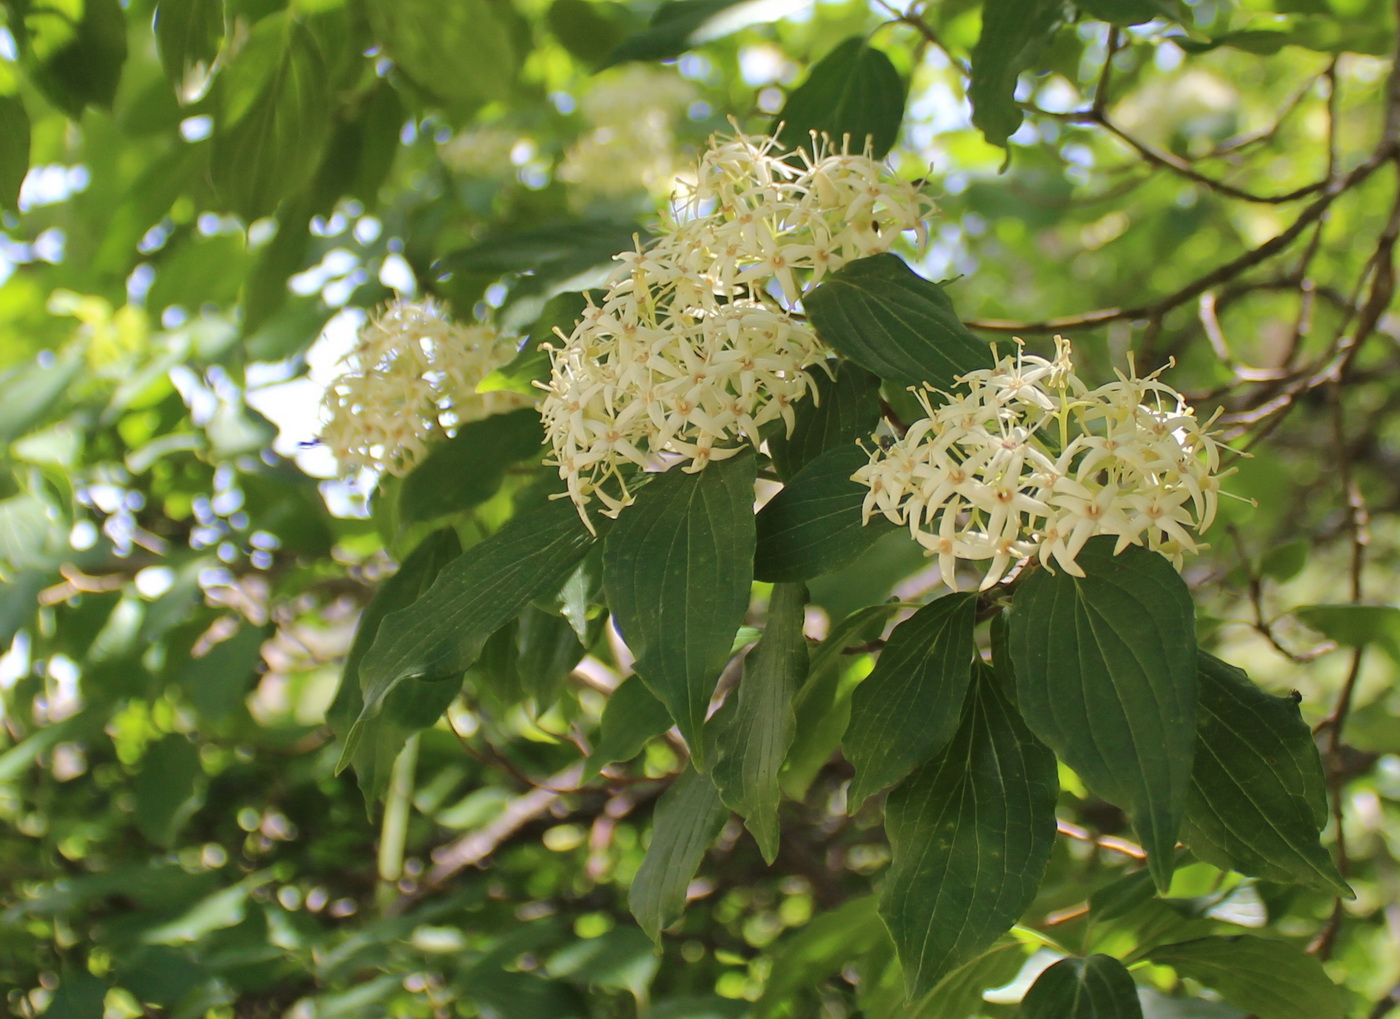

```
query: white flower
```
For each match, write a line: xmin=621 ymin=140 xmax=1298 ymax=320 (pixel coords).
xmin=320 ymin=299 xmax=531 ymax=477
xmin=541 ymin=129 xmax=934 ymax=526
xmin=852 ymin=337 xmax=1230 ymax=590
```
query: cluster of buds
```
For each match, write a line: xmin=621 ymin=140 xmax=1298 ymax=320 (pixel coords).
xmin=321 ymin=299 xmax=531 ymax=476
xmin=540 ymin=130 xmax=933 ymax=523
xmin=853 ymin=337 xmax=1228 ymax=590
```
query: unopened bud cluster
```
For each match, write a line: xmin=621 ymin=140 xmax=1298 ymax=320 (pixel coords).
xmin=853 ymin=337 xmax=1228 ymax=590
xmin=540 ymin=131 xmax=933 ymax=523
xmin=321 ymin=299 xmax=530 ymax=476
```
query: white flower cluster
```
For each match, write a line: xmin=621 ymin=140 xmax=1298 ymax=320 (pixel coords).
xmin=540 ymin=131 xmax=933 ymax=523
xmin=853 ymin=337 xmax=1227 ymax=590
xmin=558 ymin=66 xmax=696 ymax=207
xmin=321 ymin=299 xmax=531 ymax=476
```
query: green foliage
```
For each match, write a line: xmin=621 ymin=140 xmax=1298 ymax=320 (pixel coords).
xmin=1 ymin=0 xmax=1395 ymax=1014
xmin=1010 ymin=537 xmax=1198 ymax=890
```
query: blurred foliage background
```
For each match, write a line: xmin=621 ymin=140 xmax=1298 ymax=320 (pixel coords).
xmin=1 ymin=0 xmax=1398 ymax=1015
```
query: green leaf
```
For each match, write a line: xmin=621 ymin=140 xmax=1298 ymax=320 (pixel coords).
xmin=906 ymin=940 xmax=1033 ymax=1019
xmin=606 ymin=0 xmax=785 ymax=66
xmin=437 ymin=221 xmax=645 ymax=277
xmin=858 ymin=938 xmax=1032 ymax=1019
xmin=1019 ymin=955 xmax=1143 ymax=1018
xmin=1182 ymin=652 xmax=1350 ymax=896
xmin=348 ymin=499 xmax=600 ymax=767
xmin=583 ymin=675 xmax=674 ymax=781
xmin=14 ymin=0 xmax=127 ymax=116
xmin=844 ymin=593 xmax=977 ymax=808
xmin=1009 ymin=537 xmax=1197 ymax=891
xmin=0 ymin=95 xmax=29 ymax=211
xmin=133 ymin=735 xmax=205 ymax=848
xmin=172 ymin=622 xmax=271 ymax=724
xmin=1294 ymin=603 xmax=1400 ymax=663
xmin=755 ymin=443 xmax=894 ymax=583
xmin=155 ymin=0 xmax=225 ymax=102
xmin=630 ymin=766 xmax=729 ymax=941
xmin=479 ymin=292 xmax=590 ymax=396
xmin=881 ymin=671 xmax=1058 ymax=997
xmin=211 ymin=19 xmax=331 ymax=221
xmin=545 ymin=925 xmax=660 ymax=997
xmin=968 ymin=0 xmax=1063 ymax=148
xmin=1146 ymin=937 xmax=1345 ymax=1019
xmin=712 ymin=582 xmax=808 ymax=862
xmin=1074 ymin=0 xmax=1177 ymax=26
xmin=603 ymin=452 xmax=757 ymax=769
xmin=515 ymin=603 xmax=587 ymax=706
xmin=780 ymin=602 xmax=905 ymax=801
xmin=773 ymin=37 xmax=906 ymax=158
xmin=804 ymin=253 xmax=993 ymax=390
xmin=39 ymin=967 xmax=106 ymax=1019
xmin=327 ymin=528 xmax=461 ymax=794
xmin=395 ymin=409 xmax=543 ymax=529
xmin=769 ymin=361 xmax=881 ymax=481
xmin=547 ymin=0 xmax=628 ymax=67
xmin=307 ymin=79 xmax=406 ymax=218
xmin=0 ymin=348 xmax=83 ymax=443
xmin=367 ymin=0 xmax=518 ymax=105
xmin=754 ymin=895 xmax=888 ymax=1018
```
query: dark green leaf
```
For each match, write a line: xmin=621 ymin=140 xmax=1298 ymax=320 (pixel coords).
xmin=1146 ymin=936 xmax=1345 ymax=1019
xmin=39 ymin=967 xmax=106 ymax=1018
xmin=712 ymin=582 xmax=808 ymax=862
xmin=173 ymin=622 xmax=271 ymax=723
xmin=882 ymin=671 xmax=1058 ymax=996
xmin=755 ymin=443 xmax=894 ymax=583
xmin=515 ymin=603 xmax=587 ymax=706
xmin=1183 ymin=652 xmax=1350 ymax=896
xmin=1009 ymin=537 xmax=1197 ymax=891
xmin=770 ymin=361 xmax=881 ymax=481
xmin=367 ymin=0 xmax=518 ymax=104
xmin=804 ymin=253 xmax=993 ymax=390
xmin=211 ymin=19 xmax=331 ymax=221
xmin=1020 ymin=955 xmax=1143 ymax=1018
xmin=844 ymin=593 xmax=977 ymax=808
xmin=155 ymin=0 xmax=225 ymax=101
xmin=134 ymin=735 xmax=204 ymax=848
xmin=0 ymin=95 xmax=29 ymax=211
xmin=396 ymin=409 xmax=543 ymax=529
xmin=968 ymin=0 xmax=1063 ymax=148
xmin=436 ymin=220 xmax=644 ymax=278
xmin=603 ymin=452 xmax=757 ymax=768
xmin=584 ymin=676 xmax=674 ymax=780
xmin=773 ymin=37 xmax=905 ymax=158
xmin=348 ymin=501 xmax=599 ymax=765
xmin=606 ymin=0 xmax=784 ymax=66
xmin=327 ymin=528 xmax=461 ymax=791
xmin=630 ymin=766 xmax=729 ymax=941
xmin=16 ymin=0 xmax=127 ymax=115
xmin=548 ymin=0 xmax=628 ymax=66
